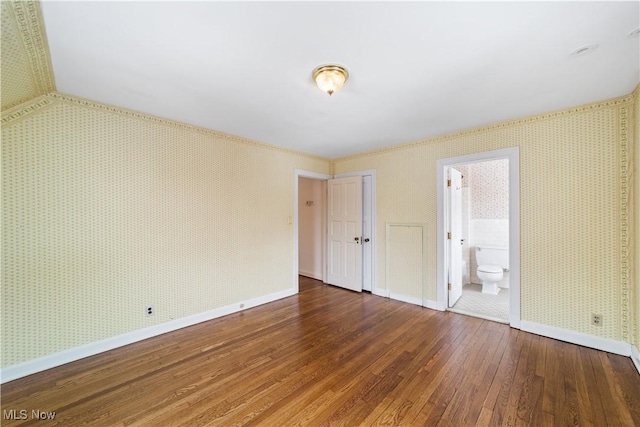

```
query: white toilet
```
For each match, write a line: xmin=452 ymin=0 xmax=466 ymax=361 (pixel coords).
xmin=475 ymin=245 xmax=509 ymax=295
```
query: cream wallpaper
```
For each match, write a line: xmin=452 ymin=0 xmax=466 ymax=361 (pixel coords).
xmin=387 ymin=224 xmax=425 ymax=302
xmin=335 ymin=96 xmax=633 ymax=342
xmin=1 ymin=95 xmax=329 ymax=367
xmin=634 ymin=86 xmax=639 ymax=350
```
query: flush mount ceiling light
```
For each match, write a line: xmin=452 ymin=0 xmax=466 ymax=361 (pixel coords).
xmin=312 ymin=64 xmax=349 ymax=96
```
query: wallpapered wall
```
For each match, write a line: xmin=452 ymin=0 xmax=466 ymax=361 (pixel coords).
xmin=334 ymin=96 xmax=633 ymax=343
xmin=635 ymin=87 xmax=639 ymax=351
xmin=1 ymin=95 xmax=330 ymax=367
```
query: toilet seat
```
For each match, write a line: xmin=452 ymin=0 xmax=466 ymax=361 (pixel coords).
xmin=478 ymin=264 xmax=502 ymax=274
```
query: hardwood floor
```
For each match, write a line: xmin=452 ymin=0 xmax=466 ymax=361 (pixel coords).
xmin=2 ymin=276 xmax=639 ymax=426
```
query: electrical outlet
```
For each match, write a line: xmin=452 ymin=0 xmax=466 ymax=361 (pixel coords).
xmin=146 ymin=305 xmax=154 ymax=316
xmin=592 ymin=313 xmax=602 ymax=326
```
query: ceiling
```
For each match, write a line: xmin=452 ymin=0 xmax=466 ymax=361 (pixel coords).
xmin=40 ymin=1 xmax=639 ymax=159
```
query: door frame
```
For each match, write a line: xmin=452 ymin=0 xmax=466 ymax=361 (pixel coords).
xmin=294 ymin=169 xmax=376 ymax=294
xmin=436 ymin=147 xmax=521 ymax=329
xmin=335 ymin=169 xmax=377 ymax=294
xmin=294 ymin=169 xmax=332 ymax=292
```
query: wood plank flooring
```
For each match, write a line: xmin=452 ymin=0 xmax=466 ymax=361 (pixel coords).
xmin=2 ymin=276 xmax=639 ymax=426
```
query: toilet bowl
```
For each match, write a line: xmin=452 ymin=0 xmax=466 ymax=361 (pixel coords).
xmin=475 ymin=245 xmax=509 ymax=295
xmin=477 ymin=264 xmax=503 ymax=295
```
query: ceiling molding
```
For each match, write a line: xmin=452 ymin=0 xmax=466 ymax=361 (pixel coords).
xmin=11 ymin=0 xmax=56 ymax=95
xmin=333 ymin=93 xmax=635 ymax=163
xmin=0 ymin=94 xmax=53 ymax=125
xmin=619 ymin=102 xmax=630 ymax=342
xmin=1 ymin=92 xmax=331 ymax=163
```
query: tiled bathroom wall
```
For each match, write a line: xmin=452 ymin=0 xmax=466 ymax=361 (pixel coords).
xmin=465 ymin=159 xmax=510 ymax=285
xmin=461 ymin=187 xmax=471 ymax=285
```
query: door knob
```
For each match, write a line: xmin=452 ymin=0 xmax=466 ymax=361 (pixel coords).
xmin=354 ymin=237 xmax=360 ymax=242
xmin=364 ymin=238 xmax=370 ymax=243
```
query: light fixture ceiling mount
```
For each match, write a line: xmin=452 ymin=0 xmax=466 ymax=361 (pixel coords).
xmin=312 ymin=64 xmax=349 ymax=96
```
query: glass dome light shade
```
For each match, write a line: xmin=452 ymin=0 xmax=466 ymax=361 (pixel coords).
xmin=312 ymin=65 xmax=349 ymax=96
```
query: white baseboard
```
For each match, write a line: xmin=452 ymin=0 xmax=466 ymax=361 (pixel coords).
xmin=423 ymin=299 xmax=445 ymax=311
xmin=1 ymin=287 xmax=297 ymax=384
xmin=389 ymin=292 xmax=422 ymax=306
xmin=520 ymin=320 xmax=632 ymax=357
xmin=631 ymin=345 xmax=640 ymax=375
xmin=372 ymin=288 xmax=389 ymax=298
xmin=370 ymin=290 xmax=443 ymax=312
xmin=299 ymin=269 xmax=322 ymax=280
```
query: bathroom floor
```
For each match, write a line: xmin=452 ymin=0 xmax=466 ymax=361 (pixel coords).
xmin=449 ymin=283 xmax=509 ymax=323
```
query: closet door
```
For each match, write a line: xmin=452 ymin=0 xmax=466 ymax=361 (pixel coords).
xmin=326 ymin=176 xmax=362 ymax=292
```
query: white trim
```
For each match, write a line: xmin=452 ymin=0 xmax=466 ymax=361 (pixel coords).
xmin=294 ymin=169 xmax=332 ymax=180
xmin=1 ymin=287 xmax=296 ymax=384
xmin=436 ymin=147 xmax=521 ymax=328
xmin=334 ymin=169 xmax=377 ymax=293
xmin=423 ymin=299 xmax=444 ymax=311
xmin=294 ymin=169 xmax=332 ymax=290
xmin=520 ymin=320 xmax=632 ymax=357
xmin=508 ymin=149 xmax=521 ymax=328
xmin=389 ymin=293 xmax=422 ymax=306
xmin=372 ymin=288 xmax=389 ymax=298
xmin=298 ymin=270 xmax=323 ymax=281
xmin=631 ymin=345 xmax=640 ymax=374
xmin=334 ymin=169 xmax=377 ymax=179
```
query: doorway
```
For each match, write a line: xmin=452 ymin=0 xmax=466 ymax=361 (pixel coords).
xmin=446 ymin=160 xmax=510 ymax=323
xmin=294 ymin=170 xmax=331 ymax=291
xmin=293 ymin=169 xmax=375 ymax=294
xmin=298 ymin=177 xmax=327 ymax=281
xmin=436 ymin=148 xmax=521 ymax=328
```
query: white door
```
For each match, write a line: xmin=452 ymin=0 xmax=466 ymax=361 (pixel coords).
xmin=448 ymin=168 xmax=463 ymax=307
xmin=327 ymin=176 xmax=363 ymax=292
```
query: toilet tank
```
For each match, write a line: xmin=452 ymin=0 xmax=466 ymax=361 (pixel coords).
xmin=475 ymin=245 xmax=509 ymax=269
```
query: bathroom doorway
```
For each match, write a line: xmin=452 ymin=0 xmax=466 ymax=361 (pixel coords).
xmin=436 ymin=148 xmax=520 ymax=328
